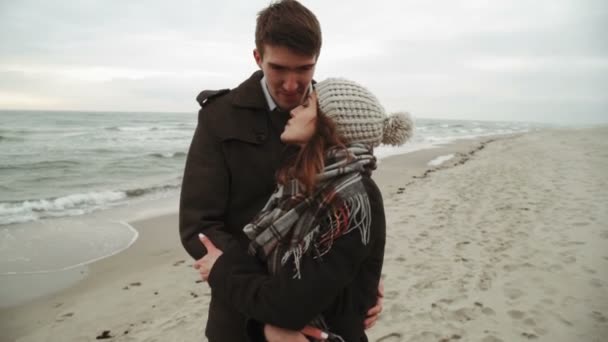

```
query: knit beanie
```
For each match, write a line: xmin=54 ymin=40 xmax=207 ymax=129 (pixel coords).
xmin=315 ymin=78 xmax=413 ymax=147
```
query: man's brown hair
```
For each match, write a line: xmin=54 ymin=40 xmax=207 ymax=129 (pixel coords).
xmin=255 ymin=0 xmax=322 ymax=59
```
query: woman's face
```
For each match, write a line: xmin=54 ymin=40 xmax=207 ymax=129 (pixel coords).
xmin=280 ymin=91 xmax=318 ymax=145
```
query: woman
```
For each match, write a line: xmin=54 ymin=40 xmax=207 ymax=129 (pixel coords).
xmin=196 ymin=78 xmax=413 ymax=341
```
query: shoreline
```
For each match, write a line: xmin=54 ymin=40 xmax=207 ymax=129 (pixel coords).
xmin=0 ymin=134 xmax=512 ymax=278
xmin=3 ymin=127 xmax=607 ymax=341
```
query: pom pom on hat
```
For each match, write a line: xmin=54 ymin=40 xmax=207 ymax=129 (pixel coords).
xmin=382 ymin=112 xmax=414 ymax=146
xmin=315 ymin=78 xmax=414 ymax=147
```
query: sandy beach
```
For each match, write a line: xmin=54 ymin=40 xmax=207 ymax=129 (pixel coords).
xmin=1 ymin=127 xmax=607 ymax=341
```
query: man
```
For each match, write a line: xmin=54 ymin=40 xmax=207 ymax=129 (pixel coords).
xmin=179 ymin=1 xmax=381 ymax=341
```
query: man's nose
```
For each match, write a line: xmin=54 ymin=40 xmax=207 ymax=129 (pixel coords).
xmin=282 ymin=74 xmax=299 ymax=93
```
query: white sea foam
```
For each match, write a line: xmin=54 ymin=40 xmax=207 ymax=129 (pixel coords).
xmin=0 ymin=191 xmax=127 ymax=225
xmin=0 ymin=220 xmax=139 ymax=275
xmin=111 ymin=126 xmax=159 ymax=132
xmin=149 ymin=152 xmax=187 ymax=158
xmin=428 ymin=154 xmax=455 ymax=167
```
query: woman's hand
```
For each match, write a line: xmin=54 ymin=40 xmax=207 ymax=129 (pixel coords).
xmin=193 ymin=233 xmax=223 ymax=281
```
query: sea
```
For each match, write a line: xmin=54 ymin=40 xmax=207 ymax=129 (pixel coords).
xmin=0 ymin=110 xmax=543 ymax=227
xmin=0 ymin=109 xmax=545 ymax=289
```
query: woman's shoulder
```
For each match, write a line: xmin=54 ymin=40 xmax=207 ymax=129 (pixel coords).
xmin=360 ymin=175 xmax=383 ymax=204
xmin=360 ymin=175 xmax=386 ymax=240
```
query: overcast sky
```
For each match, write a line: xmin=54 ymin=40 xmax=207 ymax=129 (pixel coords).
xmin=1 ymin=0 xmax=606 ymax=124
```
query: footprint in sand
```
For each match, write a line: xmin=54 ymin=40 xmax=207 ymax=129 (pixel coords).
xmin=589 ymin=278 xmax=603 ymax=288
xmin=408 ymin=331 xmax=439 ymax=341
xmin=551 ymin=312 xmax=574 ymax=327
xmin=445 ymin=307 xmax=479 ymax=323
xmin=521 ymin=332 xmax=538 ymax=339
xmin=477 ymin=272 xmax=493 ymax=291
xmin=473 ymin=302 xmax=494 ymax=315
xmin=480 ymin=305 xmax=496 ymax=316
xmin=504 ymin=287 xmax=524 ymax=301
xmin=55 ymin=312 xmax=75 ymax=322
xmin=560 ymin=254 xmax=577 ymax=264
xmin=591 ymin=311 xmax=607 ymax=323
xmin=481 ymin=336 xmax=504 ymax=342
xmin=561 ymin=296 xmax=577 ymax=307
xmin=388 ymin=303 xmax=408 ymax=317
xmin=376 ymin=332 xmax=402 ymax=341
xmin=582 ymin=266 xmax=597 ymax=274
xmin=503 ymin=262 xmax=534 ymax=272
xmin=547 ymin=263 xmax=564 ymax=272
xmin=540 ymin=298 xmax=554 ymax=306
xmin=507 ymin=310 xmax=525 ymax=320
xmin=384 ymin=291 xmax=399 ymax=300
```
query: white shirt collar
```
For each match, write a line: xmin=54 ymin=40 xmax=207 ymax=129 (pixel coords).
xmin=260 ymin=76 xmax=277 ymax=111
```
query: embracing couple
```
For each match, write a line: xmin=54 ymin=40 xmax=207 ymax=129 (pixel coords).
xmin=179 ymin=1 xmax=413 ymax=341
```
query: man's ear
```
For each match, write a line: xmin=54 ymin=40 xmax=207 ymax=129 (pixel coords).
xmin=253 ymin=48 xmax=263 ymax=68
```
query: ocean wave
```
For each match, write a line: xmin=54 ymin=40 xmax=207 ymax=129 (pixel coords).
xmin=125 ymin=183 xmax=181 ymax=197
xmin=0 ymin=183 xmax=181 ymax=226
xmin=0 ymin=160 xmax=81 ymax=171
xmin=0 ymin=135 xmax=24 ymax=143
xmin=428 ymin=154 xmax=455 ymax=167
xmin=0 ymin=128 xmax=83 ymax=135
xmin=60 ymin=132 xmax=89 ymax=138
xmin=105 ymin=126 xmax=160 ymax=132
xmin=148 ymin=152 xmax=187 ymax=159
xmin=0 ymin=191 xmax=127 ymax=226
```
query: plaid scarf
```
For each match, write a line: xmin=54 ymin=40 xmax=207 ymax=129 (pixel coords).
xmin=244 ymin=143 xmax=376 ymax=277
xmin=243 ymin=143 xmax=376 ymax=340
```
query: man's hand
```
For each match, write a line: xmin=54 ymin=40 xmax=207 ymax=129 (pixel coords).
xmin=364 ymin=278 xmax=384 ymax=329
xmin=193 ymin=234 xmax=223 ymax=281
xmin=264 ymin=324 xmax=308 ymax=342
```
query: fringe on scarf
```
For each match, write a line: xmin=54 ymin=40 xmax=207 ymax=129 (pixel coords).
xmin=280 ymin=192 xmax=372 ymax=279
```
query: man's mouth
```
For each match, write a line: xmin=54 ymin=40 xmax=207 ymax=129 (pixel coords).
xmin=281 ymin=92 xmax=301 ymax=98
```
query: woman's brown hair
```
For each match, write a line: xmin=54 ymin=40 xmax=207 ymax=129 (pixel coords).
xmin=276 ymin=102 xmax=345 ymax=194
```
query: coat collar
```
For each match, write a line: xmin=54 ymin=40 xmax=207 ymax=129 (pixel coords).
xmin=232 ymin=70 xmax=268 ymax=109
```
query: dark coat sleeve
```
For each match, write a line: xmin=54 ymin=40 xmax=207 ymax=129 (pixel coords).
xmin=179 ymin=107 xmax=238 ymax=260
xmin=208 ymin=229 xmax=371 ymax=330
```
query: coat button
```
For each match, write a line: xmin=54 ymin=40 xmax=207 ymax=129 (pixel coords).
xmin=255 ymin=132 xmax=266 ymax=142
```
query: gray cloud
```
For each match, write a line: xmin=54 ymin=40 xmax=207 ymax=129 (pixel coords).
xmin=0 ymin=0 xmax=606 ymax=124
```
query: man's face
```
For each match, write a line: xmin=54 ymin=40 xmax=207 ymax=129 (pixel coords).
xmin=254 ymin=45 xmax=317 ymax=111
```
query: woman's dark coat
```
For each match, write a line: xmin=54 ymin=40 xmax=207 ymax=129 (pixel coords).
xmin=208 ymin=176 xmax=386 ymax=342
